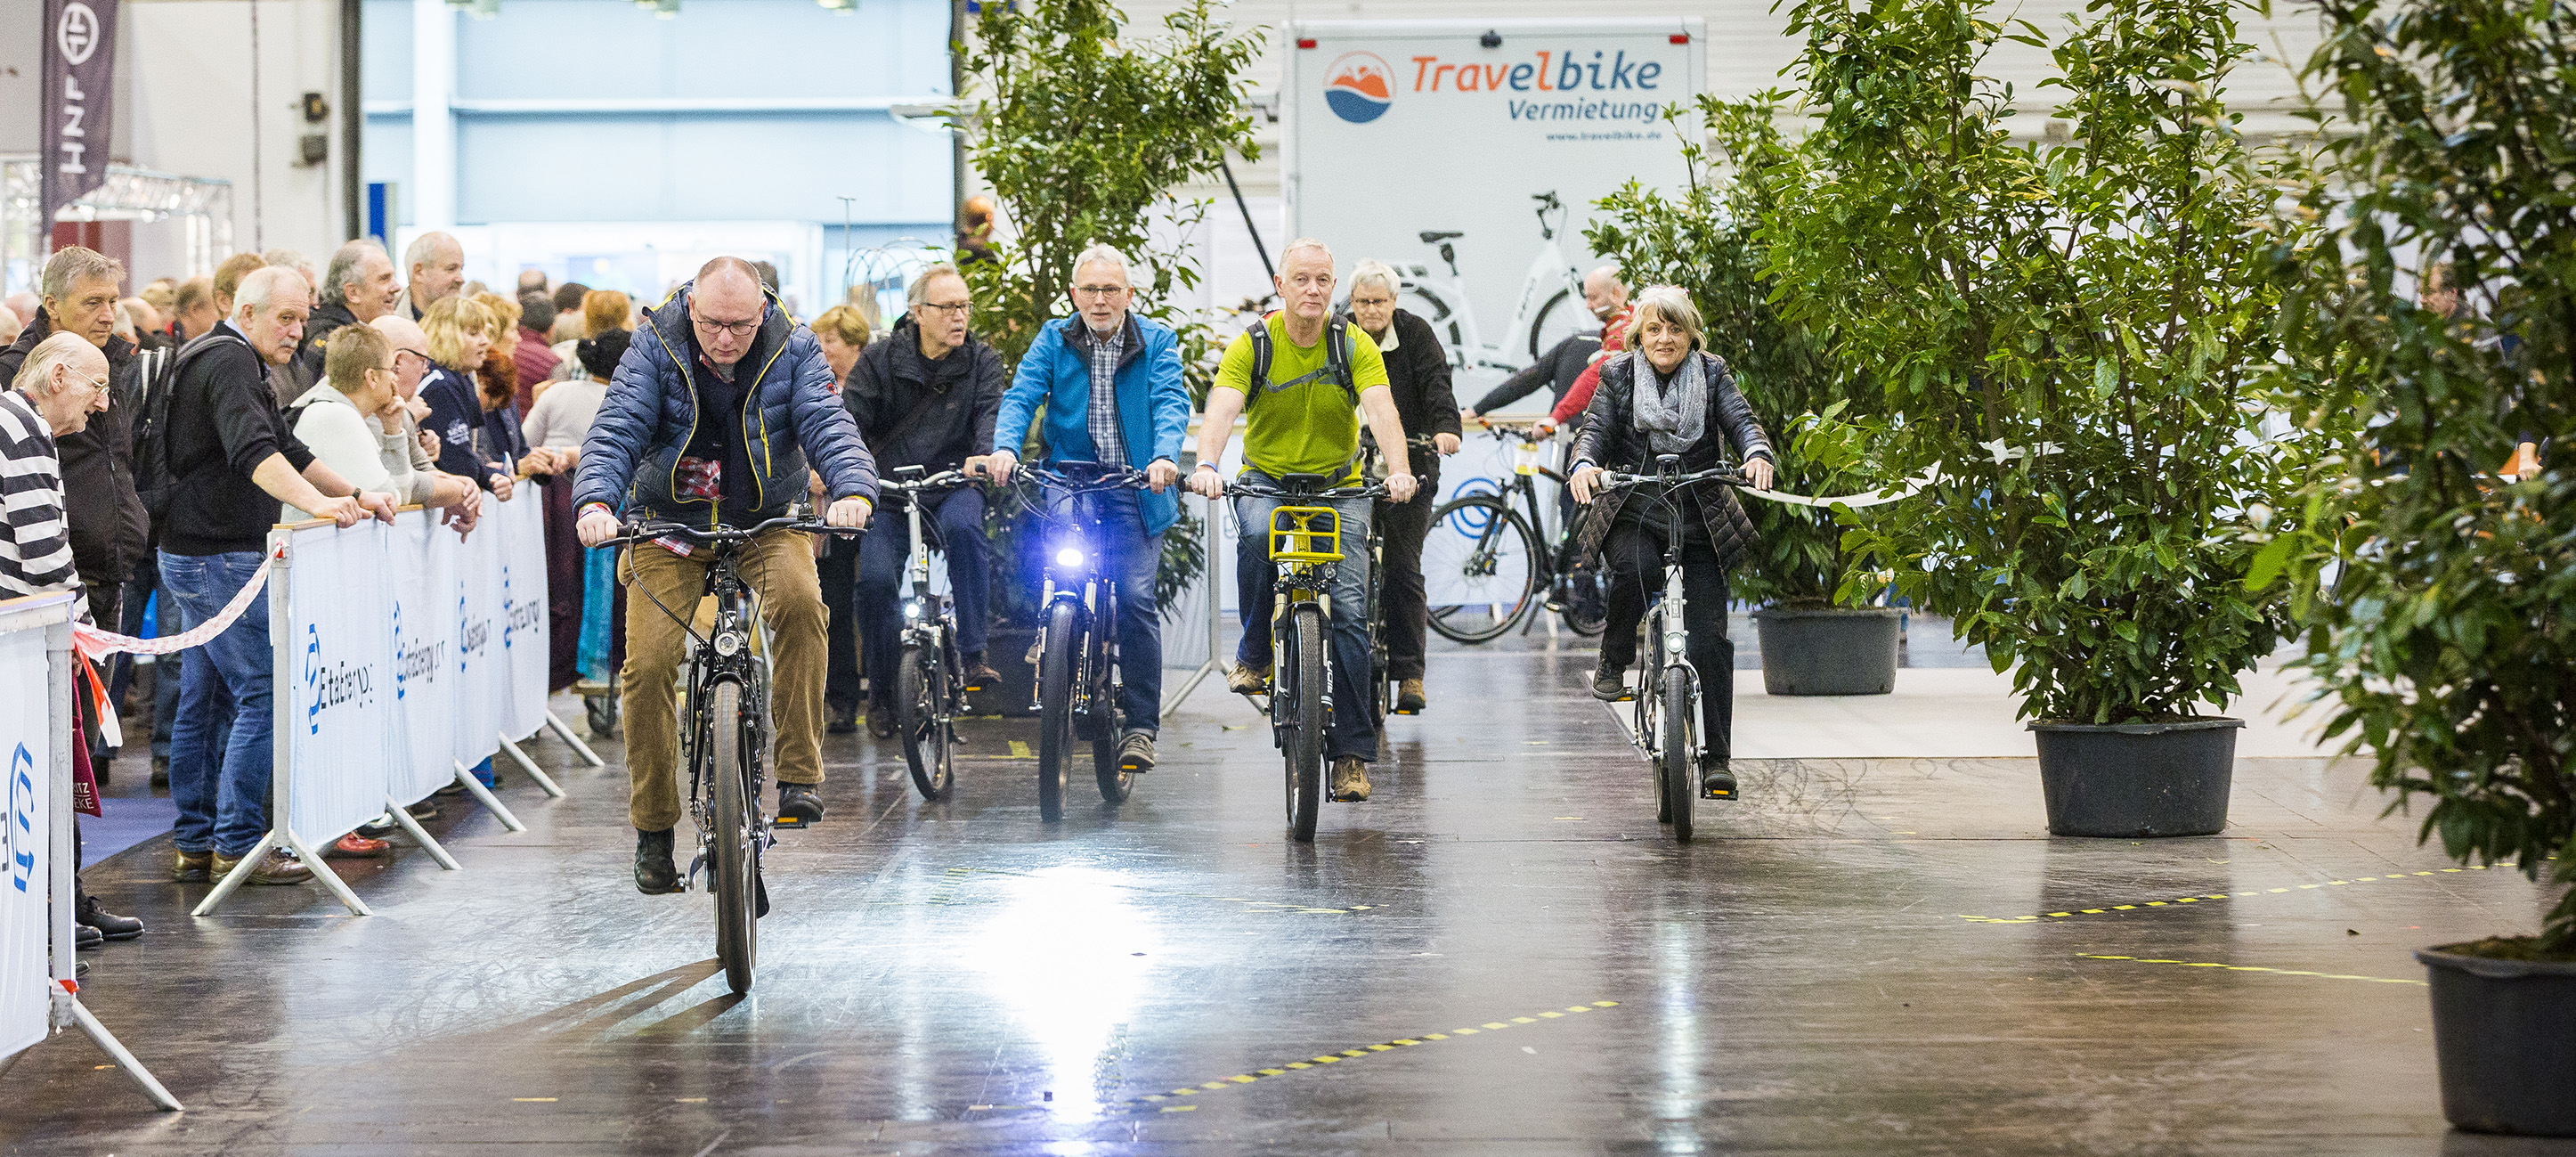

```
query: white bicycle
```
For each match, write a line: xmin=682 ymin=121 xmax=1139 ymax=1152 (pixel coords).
xmin=1383 ymin=191 xmax=1593 ymax=375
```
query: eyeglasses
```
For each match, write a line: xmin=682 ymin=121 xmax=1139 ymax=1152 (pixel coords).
xmin=393 ymin=347 xmax=430 ymax=367
xmin=693 ymin=314 xmax=761 ymax=338
xmin=917 ymin=301 xmax=972 ymax=315
xmin=1349 ymin=295 xmax=1398 ymax=308
xmin=1072 ymin=285 xmax=1129 ymax=299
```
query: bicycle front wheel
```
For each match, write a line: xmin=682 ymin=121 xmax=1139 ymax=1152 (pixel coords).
xmin=898 ymin=645 xmax=954 ymax=801
xmin=1662 ymin=666 xmax=1697 ymax=843
xmin=1036 ymin=600 xmax=1078 ymax=822
xmin=1286 ymin=605 xmax=1327 ymax=842
xmin=1426 ymin=496 xmax=1540 ymax=643
xmin=708 ymin=680 xmax=757 ymax=995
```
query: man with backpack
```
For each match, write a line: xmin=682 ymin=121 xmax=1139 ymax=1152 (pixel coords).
xmin=151 ymin=266 xmax=399 ymax=887
xmin=1188 ymin=239 xmax=1419 ymax=803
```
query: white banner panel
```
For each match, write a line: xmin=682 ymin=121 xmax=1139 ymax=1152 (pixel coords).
xmin=389 ymin=513 xmax=460 ymax=804
xmin=450 ymin=508 xmax=506 ymax=772
xmin=498 ymin=492 xmax=550 ymax=742
xmin=0 ymin=624 xmax=53 ymax=1062
xmin=283 ymin=522 xmax=400 ymax=844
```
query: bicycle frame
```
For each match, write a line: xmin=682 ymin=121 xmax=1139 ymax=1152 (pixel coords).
xmin=1026 ymin=468 xmax=1141 ymax=742
xmin=1394 ymin=192 xmax=1588 ymax=375
xmin=682 ymin=561 xmax=769 ymax=881
xmin=890 ymin=473 xmax=964 ymax=675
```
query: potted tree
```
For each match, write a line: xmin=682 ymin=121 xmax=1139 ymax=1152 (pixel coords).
xmin=2252 ymin=0 xmax=2576 ymax=1134
xmin=1590 ymin=96 xmax=1900 ymax=697
xmin=1756 ymin=0 xmax=2311 ymax=835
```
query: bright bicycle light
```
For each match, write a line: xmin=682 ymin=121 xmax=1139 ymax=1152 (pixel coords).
xmin=903 ymin=602 xmax=922 ymax=619
xmin=1055 ymin=547 xmax=1085 ymax=567
xmin=1663 ymin=631 xmax=1686 ymax=656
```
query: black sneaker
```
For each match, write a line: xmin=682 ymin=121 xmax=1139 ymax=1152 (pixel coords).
xmin=76 ymin=895 xmax=144 ymax=941
xmin=776 ymin=782 xmax=825 ymax=827
xmin=634 ymin=827 xmax=680 ymax=895
xmin=1592 ymin=663 xmax=1631 ymax=701
xmin=75 ymin=925 xmax=103 ymax=951
xmin=825 ymin=703 xmax=858 ymax=736
xmin=1701 ymin=760 xmax=1737 ymax=800
xmin=865 ymin=698 xmax=898 ymax=740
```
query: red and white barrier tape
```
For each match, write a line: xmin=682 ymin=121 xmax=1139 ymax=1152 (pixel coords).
xmin=69 ymin=552 xmax=275 ymax=664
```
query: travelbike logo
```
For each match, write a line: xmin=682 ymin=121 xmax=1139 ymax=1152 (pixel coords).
xmin=302 ymin=623 xmax=377 ymax=736
xmin=6 ymin=745 xmax=32 ymax=893
xmin=1323 ymin=52 xmax=1394 ymax=124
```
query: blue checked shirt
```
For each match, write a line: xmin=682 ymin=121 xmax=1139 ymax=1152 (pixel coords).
xmin=1085 ymin=324 xmax=1126 ymax=467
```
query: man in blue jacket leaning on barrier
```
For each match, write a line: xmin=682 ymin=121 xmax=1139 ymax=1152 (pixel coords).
xmin=574 ymin=257 xmax=877 ymax=895
xmin=969 ymin=242 xmax=1191 ymax=774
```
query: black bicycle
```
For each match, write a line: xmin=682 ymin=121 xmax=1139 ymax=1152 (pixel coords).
xmin=1229 ymin=474 xmax=1390 ymax=842
xmin=1016 ymin=463 xmax=1158 ymax=821
xmin=880 ymin=466 xmax=979 ymax=802
xmin=604 ymin=511 xmax=861 ymax=994
xmin=1595 ymin=457 xmax=1751 ymax=843
xmin=1426 ymin=420 xmax=1607 ymax=643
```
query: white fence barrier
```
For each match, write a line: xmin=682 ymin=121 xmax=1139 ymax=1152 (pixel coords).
xmin=195 ymin=491 xmax=586 ymax=917
xmin=0 ymin=592 xmax=178 ymax=1109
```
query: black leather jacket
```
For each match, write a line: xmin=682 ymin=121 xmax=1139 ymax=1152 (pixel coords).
xmin=1569 ymin=349 xmax=1773 ymax=570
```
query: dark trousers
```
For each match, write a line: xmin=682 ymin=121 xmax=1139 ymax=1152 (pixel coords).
xmin=113 ymin=559 xmax=183 ymax=763
xmin=1599 ymin=517 xmax=1735 ymax=764
xmin=1376 ymin=487 xmax=1435 ymax=682
xmin=818 ymin=537 xmax=862 ymax=714
xmin=857 ymin=487 xmax=991 ymax=706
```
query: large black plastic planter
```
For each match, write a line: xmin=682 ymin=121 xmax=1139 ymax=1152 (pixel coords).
xmin=1753 ymin=607 xmax=1898 ymax=696
xmin=2416 ymin=946 xmax=2576 ymax=1137
xmin=2027 ymin=717 xmax=2241 ymax=836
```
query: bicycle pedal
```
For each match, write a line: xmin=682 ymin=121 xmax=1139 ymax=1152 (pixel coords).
xmin=772 ymin=814 xmax=808 ymax=828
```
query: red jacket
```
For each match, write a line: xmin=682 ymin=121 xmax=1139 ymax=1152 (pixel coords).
xmin=512 ymin=326 xmax=561 ymax=412
xmin=1549 ymin=305 xmax=1632 ymax=426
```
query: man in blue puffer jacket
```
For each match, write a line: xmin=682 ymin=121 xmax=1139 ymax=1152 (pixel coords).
xmin=574 ymin=257 xmax=878 ymax=895
xmin=971 ymin=242 xmax=1191 ymax=774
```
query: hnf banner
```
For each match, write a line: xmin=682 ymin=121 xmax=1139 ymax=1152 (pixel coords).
xmin=0 ymin=625 xmax=54 ymax=1063
xmin=39 ymin=0 xmax=117 ymax=230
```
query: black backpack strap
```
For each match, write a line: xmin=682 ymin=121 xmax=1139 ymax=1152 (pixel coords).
xmin=1247 ymin=317 xmax=1273 ymax=395
xmin=1249 ymin=315 xmax=1362 ymax=405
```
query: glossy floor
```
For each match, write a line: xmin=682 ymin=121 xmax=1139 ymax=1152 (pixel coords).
xmin=7 ymin=637 xmax=2567 ymax=1156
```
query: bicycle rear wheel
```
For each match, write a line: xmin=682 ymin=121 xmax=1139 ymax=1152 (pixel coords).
xmin=1426 ymin=496 xmax=1539 ymax=643
xmin=1285 ymin=606 xmax=1327 ymax=842
xmin=898 ymin=645 xmax=954 ymax=801
xmin=1036 ymin=600 xmax=1078 ymax=821
xmin=708 ymin=680 xmax=757 ymax=994
xmin=1662 ymin=665 xmax=1697 ymax=843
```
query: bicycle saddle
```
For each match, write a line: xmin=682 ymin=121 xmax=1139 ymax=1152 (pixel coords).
xmin=1276 ymin=472 xmax=1337 ymax=493
xmin=1418 ymin=231 xmax=1464 ymax=244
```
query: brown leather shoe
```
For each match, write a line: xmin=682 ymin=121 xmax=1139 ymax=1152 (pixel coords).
xmin=215 ymin=848 xmax=313 ymax=886
xmin=326 ymin=832 xmax=393 ymax=859
xmin=171 ymin=848 xmax=211 ymax=883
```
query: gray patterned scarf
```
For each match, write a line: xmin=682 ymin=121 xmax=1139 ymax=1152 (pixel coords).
xmin=1629 ymin=348 xmax=1707 ymax=455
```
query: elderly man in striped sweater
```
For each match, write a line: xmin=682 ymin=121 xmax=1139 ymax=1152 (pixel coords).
xmin=4 ymin=331 xmax=142 ymax=950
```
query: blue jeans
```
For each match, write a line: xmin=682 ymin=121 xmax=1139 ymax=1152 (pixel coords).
xmin=160 ymin=550 xmax=272 ymax=858
xmin=1042 ymin=485 xmax=1163 ymax=736
xmin=857 ymin=486 xmax=991 ymax=702
xmin=1232 ymin=469 xmax=1376 ymax=762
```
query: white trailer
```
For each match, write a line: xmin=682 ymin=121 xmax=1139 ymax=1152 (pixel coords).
xmin=1285 ymin=17 xmax=1706 ymax=403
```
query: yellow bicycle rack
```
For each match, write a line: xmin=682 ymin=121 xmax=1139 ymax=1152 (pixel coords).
xmin=1268 ymin=506 xmax=1345 ymax=563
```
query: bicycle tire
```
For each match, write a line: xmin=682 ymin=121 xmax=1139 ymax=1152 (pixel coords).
xmin=1641 ymin=665 xmax=1670 ymax=825
xmin=1561 ymin=591 xmax=1609 ymax=638
xmin=1036 ymin=600 xmax=1078 ymax=822
xmin=1527 ymin=286 xmax=1581 ymax=363
xmin=1287 ymin=605 xmax=1327 ymax=843
xmin=708 ymin=680 xmax=756 ymax=995
xmin=1663 ymin=665 xmax=1697 ymax=843
xmin=1094 ymin=734 xmax=1130 ymax=803
xmin=1426 ymin=496 xmax=1540 ymax=644
xmin=898 ymin=645 xmax=954 ymax=801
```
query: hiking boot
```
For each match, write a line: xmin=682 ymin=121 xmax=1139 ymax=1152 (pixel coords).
xmin=1117 ymin=731 xmax=1157 ymax=772
xmin=962 ymin=656 xmax=1004 ymax=692
xmin=634 ymin=827 xmax=680 ymax=895
xmin=76 ymin=895 xmax=143 ymax=941
xmin=171 ymin=847 xmax=211 ymax=883
xmin=1395 ymin=678 xmax=1426 ymax=714
xmin=776 ymin=782 xmax=825 ymax=827
xmin=1701 ymin=759 xmax=1737 ymax=801
xmin=1329 ymin=756 xmax=1371 ymax=803
xmin=1592 ymin=661 xmax=1631 ymax=701
xmin=866 ymin=697 xmax=898 ymax=739
xmin=1228 ymin=662 xmax=1272 ymax=696
xmin=216 ymin=847 xmax=312 ymax=886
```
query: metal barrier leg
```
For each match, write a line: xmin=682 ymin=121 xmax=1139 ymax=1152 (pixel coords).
xmin=280 ymin=828 xmax=372 ymax=917
xmin=189 ymin=829 xmax=280 ymax=917
xmin=542 ymin=709 xmax=606 ymax=768
xmin=453 ymin=761 xmax=527 ymax=832
xmin=1162 ymin=491 xmax=1233 ymax=716
xmin=390 ymin=794 xmax=461 ymax=870
xmin=69 ymin=999 xmax=183 ymax=1111
xmin=499 ymin=732 xmax=565 ymax=798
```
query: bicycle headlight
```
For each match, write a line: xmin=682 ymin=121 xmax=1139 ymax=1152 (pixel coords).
xmin=1055 ymin=547 xmax=1085 ymax=567
xmin=714 ymin=631 xmax=744 ymax=657
xmin=903 ymin=602 xmax=922 ymax=620
xmin=1663 ymin=631 xmax=1686 ymax=656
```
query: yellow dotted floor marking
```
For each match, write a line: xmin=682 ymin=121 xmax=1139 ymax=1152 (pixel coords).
xmin=1958 ymin=865 xmax=2511 ymax=925
xmin=2076 ymin=953 xmax=2427 ymax=986
xmin=1121 ymin=1002 xmax=1621 ymax=1112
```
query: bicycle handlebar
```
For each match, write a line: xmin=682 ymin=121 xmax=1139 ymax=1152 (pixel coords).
xmin=1018 ymin=464 xmax=1157 ymax=493
xmin=1223 ymin=479 xmax=1393 ymax=501
xmin=1599 ymin=468 xmax=1752 ymax=491
xmin=879 ymin=469 xmax=971 ymax=494
xmin=599 ymin=514 xmax=864 ymax=549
